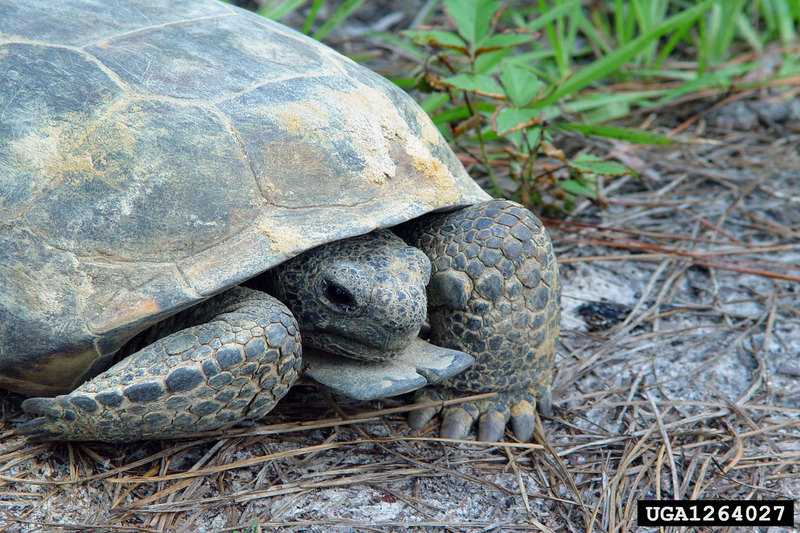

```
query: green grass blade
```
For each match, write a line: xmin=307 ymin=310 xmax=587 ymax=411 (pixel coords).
xmin=312 ymin=0 xmax=366 ymax=41
xmin=561 ymin=90 xmax=670 ymax=112
xmin=575 ymin=15 xmax=613 ymax=56
xmin=774 ymin=0 xmax=798 ymax=43
xmin=537 ymin=0 xmax=568 ymax=77
xmin=537 ymin=0 xmax=716 ymax=107
xmin=713 ymin=0 xmax=748 ymax=60
xmin=654 ymin=20 xmax=693 ymax=69
xmin=301 ymin=0 xmax=325 ymax=34
xmin=653 ymin=63 xmax=756 ymax=104
xmin=257 ymin=0 xmax=308 ymax=21
xmin=558 ymin=124 xmax=672 ymax=145
xmin=761 ymin=0 xmax=778 ymax=33
xmin=735 ymin=12 xmax=764 ymax=54
xmin=524 ymin=0 xmax=582 ymax=32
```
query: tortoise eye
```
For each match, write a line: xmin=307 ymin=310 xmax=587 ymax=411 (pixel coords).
xmin=326 ymin=283 xmax=355 ymax=307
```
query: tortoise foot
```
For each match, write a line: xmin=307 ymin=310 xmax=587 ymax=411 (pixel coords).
xmin=19 ymin=289 xmax=301 ymax=442
xmin=400 ymin=200 xmax=560 ymax=442
xmin=408 ymin=384 xmax=551 ymax=442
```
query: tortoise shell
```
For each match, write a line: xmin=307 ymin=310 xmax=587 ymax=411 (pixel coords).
xmin=0 ymin=0 xmax=488 ymax=395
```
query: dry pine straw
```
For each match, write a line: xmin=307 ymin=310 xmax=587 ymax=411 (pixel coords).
xmin=0 ymin=109 xmax=799 ymax=532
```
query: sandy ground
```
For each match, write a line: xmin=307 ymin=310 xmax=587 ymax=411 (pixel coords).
xmin=1 ymin=5 xmax=798 ymax=532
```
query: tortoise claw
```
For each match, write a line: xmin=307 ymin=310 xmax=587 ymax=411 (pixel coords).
xmin=409 ymin=386 xmax=546 ymax=442
xmin=15 ymin=417 xmax=57 ymax=441
xmin=18 ymin=397 xmax=85 ymax=441
xmin=407 ymin=388 xmax=443 ymax=430
xmin=537 ymin=386 xmax=553 ymax=417
xmin=510 ymin=399 xmax=536 ymax=442
xmin=440 ymin=406 xmax=476 ymax=440
xmin=478 ymin=408 xmax=509 ymax=442
xmin=21 ymin=397 xmax=65 ymax=418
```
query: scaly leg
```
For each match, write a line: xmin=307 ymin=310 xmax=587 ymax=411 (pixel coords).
xmin=399 ymin=200 xmax=560 ymax=441
xmin=20 ymin=287 xmax=301 ymax=442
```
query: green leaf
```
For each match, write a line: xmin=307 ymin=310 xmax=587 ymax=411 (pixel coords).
xmin=527 ymin=126 xmax=543 ymax=148
xmin=492 ymin=107 xmax=541 ymax=136
xmin=568 ymin=154 xmax=628 ymax=176
xmin=444 ymin=0 xmax=502 ymax=45
xmin=474 ymin=47 xmax=515 ymax=74
xmin=558 ymin=124 xmax=672 ymax=145
xmin=439 ymin=73 xmax=505 ymax=98
xmin=388 ymin=77 xmax=418 ymax=89
xmin=561 ymin=179 xmax=597 ymax=198
xmin=499 ymin=62 xmax=544 ymax=107
xmin=475 ymin=31 xmax=536 ymax=54
xmin=404 ymin=29 xmax=468 ymax=53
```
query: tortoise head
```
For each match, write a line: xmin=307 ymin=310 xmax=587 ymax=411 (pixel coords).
xmin=260 ymin=229 xmax=431 ymax=362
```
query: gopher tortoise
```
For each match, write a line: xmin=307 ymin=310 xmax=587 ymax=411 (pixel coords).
xmin=0 ymin=0 xmax=560 ymax=442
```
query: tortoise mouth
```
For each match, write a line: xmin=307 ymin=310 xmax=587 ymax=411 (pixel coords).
xmin=304 ymin=328 xmax=417 ymax=362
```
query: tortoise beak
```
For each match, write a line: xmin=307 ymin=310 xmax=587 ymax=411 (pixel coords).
xmin=303 ymin=337 xmax=474 ymax=400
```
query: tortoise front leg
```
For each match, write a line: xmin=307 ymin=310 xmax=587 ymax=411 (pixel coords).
xmin=399 ymin=200 xmax=560 ymax=441
xmin=19 ymin=288 xmax=301 ymax=442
